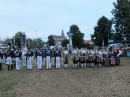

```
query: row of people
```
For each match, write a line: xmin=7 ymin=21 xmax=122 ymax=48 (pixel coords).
xmin=72 ymin=46 xmax=120 ymax=68
xmin=0 ymin=46 xmax=61 ymax=70
xmin=0 ymin=46 xmax=120 ymax=71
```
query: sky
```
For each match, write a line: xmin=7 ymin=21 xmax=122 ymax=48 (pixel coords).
xmin=0 ymin=0 xmax=116 ymax=42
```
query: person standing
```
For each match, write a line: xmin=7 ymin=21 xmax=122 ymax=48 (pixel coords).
xmin=110 ymin=48 xmax=115 ymax=66
xmin=26 ymin=47 xmax=33 ymax=70
xmin=22 ymin=49 xmax=27 ymax=67
xmin=79 ymin=47 xmax=88 ymax=68
xmin=35 ymin=47 xmax=44 ymax=70
xmin=0 ymin=52 xmax=2 ymax=71
xmin=104 ymin=48 xmax=110 ymax=67
xmin=54 ymin=47 xmax=61 ymax=69
xmin=14 ymin=48 xmax=21 ymax=70
xmin=88 ymin=48 xmax=96 ymax=67
xmin=12 ymin=49 xmax=16 ymax=69
xmin=0 ymin=49 xmax=6 ymax=71
xmin=45 ymin=46 xmax=52 ymax=69
xmin=96 ymin=48 xmax=103 ymax=67
xmin=1 ymin=49 xmax=6 ymax=64
xmin=63 ymin=47 xmax=69 ymax=68
xmin=6 ymin=46 xmax=14 ymax=71
xmin=72 ymin=47 xmax=79 ymax=68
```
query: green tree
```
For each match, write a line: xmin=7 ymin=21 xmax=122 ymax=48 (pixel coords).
xmin=67 ymin=25 xmax=84 ymax=47
xmin=27 ymin=38 xmax=34 ymax=48
xmin=14 ymin=31 xmax=23 ymax=48
xmin=61 ymin=39 xmax=69 ymax=47
xmin=91 ymin=16 xmax=112 ymax=46
xmin=111 ymin=0 xmax=130 ymax=42
xmin=26 ymin=38 xmax=45 ymax=48
xmin=47 ymin=35 xmax=55 ymax=46
xmin=34 ymin=38 xmax=45 ymax=48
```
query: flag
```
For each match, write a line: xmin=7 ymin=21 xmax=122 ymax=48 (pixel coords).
xmin=21 ymin=33 xmax=26 ymax=48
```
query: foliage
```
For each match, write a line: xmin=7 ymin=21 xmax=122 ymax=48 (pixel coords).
xmin=13 ymin=31 xmax=23 ymax=48
xmin=82 ymin=43 xmax=94 ymax=49
xmin=27 ymin=38 xmax=44 ymax=48
xmin=111 ymin=0 xmax=130 ymax=42
xmin=10 ymin=31 xmax=45 ymax=49
xmin=47 ymin=35 xmax=55 ymax=46
xmin=91 ymin=16 xmax=112 ymax=46
xmin=61 ymin=39 xmax=69 ymax=47
xmin=67 ymin=25 xmax=84 ymax=47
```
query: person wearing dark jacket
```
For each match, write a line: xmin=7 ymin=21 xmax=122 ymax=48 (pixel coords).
xmin=35 ymin=47 xmax=44 ymax=70
xmin=45 ymin=46 xmax=52 ymax=69
xmin=6 ymin=47 xmax=14 ymax=71
xmin=26 ymin=47 xmax=33 ymax=70
xmin=54 ymin=47 xmax=61 ymax=69
xmin=14 ymin=48 xmax=21 ymax=70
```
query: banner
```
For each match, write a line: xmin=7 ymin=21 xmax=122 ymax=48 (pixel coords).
xmin=21 ymin=34 xmax=26 ymax=45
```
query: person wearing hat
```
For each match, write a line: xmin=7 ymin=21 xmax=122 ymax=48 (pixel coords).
xmin=54 ymin=47 xmax=61 ymax=69
xmin=63 ymin=47 xmax=69 ymax=68
xmin=6 ymin=46 xmax=14 ymax=71
xmin=45 ymin=46 xmax=52 ymax=69
xmin=14 ymin=47 xmax=21 ymax=70
xmin=35 ymin=47 xmax=44 ymax=70
xmin=26 ymin=47 xmax=33 ymax=70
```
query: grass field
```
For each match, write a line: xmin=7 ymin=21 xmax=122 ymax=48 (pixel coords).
xmin=0 ymin=57 xmax=130 ymax=97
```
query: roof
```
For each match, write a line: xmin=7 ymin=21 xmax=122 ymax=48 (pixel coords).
xmin=84 ymin=40 xmax=94 ymax=44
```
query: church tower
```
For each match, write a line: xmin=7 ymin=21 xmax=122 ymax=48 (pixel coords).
xmin=61 ymin=29 xmax=65 ymax=37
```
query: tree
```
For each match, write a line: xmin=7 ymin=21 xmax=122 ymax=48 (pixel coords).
xmin=37 ymin=38 xmax=45 ymax=47
xmin=27 ymin=38 xmax=34 ymax=48
xmin=111 ymin=0 xmax=130 ymax=42
xmin=61 ymin=39 xmax=69 ymax=47
xmin=68 ymin=25 xmax=84 ymax=47
xmin=91 ymin=16 xmax=112 ymax=46
xmin=34 ymin=38 xmax=45 ymax=48
xmin=14 ymin=31 xmax=23 ymax=48
xmin=47 ymin=35 xmax=55 ymax=46
xmin=27 ymin=38 xmax=45 ymax=48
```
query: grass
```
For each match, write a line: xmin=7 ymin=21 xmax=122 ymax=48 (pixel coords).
xmin=0 ymin=57 xmax=130 ymax=97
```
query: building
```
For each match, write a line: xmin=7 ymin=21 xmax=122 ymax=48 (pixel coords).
xmin=84 ymin=40 xmax=94 ymax=44
xmin=52 ymin=30 xmax=67 ymax=45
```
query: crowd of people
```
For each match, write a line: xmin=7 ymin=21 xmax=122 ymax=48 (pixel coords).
xmin=0 ymin=44 xmax=121 ymax=71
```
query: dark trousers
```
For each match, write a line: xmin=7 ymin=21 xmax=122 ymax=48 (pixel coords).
xmin=7 ymin=65 xmax=13 ymax=71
